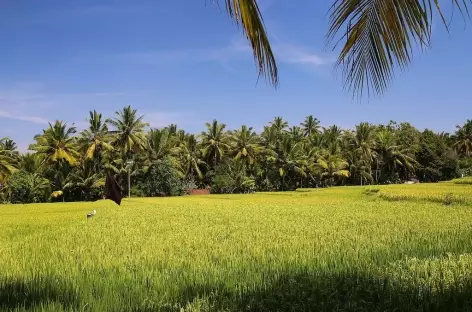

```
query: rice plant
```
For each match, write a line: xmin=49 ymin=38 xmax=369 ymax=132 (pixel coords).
xmin=1 ymin=184 xmax=472 ymax=311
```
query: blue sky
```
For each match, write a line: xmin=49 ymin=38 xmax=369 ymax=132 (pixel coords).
xmin=1 ymin=0 xmax=471 ymax=151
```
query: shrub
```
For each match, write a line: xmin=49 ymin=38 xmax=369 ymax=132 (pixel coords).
xmin=363 ymin=188 xmax=380 ymax=196
xmin=182 ymin=177 xmax=198 ymax=195
xmin=136 ymin=158 xmax=184 ymax=197
xmin=6 ymin=171 xmax=51 ymax=204
xmin=444 ymin=193 xmax=454 ymax=206
xmin=450 ymin=177 xmax=472 ymax=185
xmin=211 ymin=160 xmax=256 ymax=194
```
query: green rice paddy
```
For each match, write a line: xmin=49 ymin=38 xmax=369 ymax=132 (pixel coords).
xmin=2 ymin=183 xmax=472 ymax=311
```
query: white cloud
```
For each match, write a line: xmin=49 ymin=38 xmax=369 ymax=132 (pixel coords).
xmin=119 ymin=37 xmax=332 ymax=71
xmin=119 ymin=38 xmax=251 ymax=66
xmin=0 ymin=84 xmax=138 ymax=127
xmin=0 ymin=110 xmax=49 ymax=125
xmin=274 ymin=43 xmax=331 ymax=66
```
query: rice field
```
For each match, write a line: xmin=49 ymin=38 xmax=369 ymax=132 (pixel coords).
xmin=2 ymin=183 xmax=472 ymax=311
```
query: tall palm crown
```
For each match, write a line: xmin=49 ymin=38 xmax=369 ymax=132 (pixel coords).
xmin=81 ymin=110 xmax=113 ymax=159
xmin=107 ymin=105 xmax=148 ymax=154
xmin=144 ymin=128 xmax=181 ymax=172
xmin=270 ymin=117 xmax=289 ymax=133
xmin=322 ymin=125 xmax=343 ymax=154
xmin=201 ymin=120 xmax=230 ymax=166
xmin=352 ymin=122 xmax=377 ymax=162
xmin=174 ymin=134 xmax=206 ymax=179
xmin=301 ymin=115 xmax=321 ymax=137
xmin=0 ymin=138 xmax=18 ymax=152
xmin=20 ymin=153 xmax=42 ymax=174
xmin=454 ymin=120 xmax=472 ymax=157
xmin=0 ymin=149 xmax=17 ymax=183
xmin=30 ymin=121 xmax=80 ymax=166
xmin=315 ymin=154 xmax=350 ymax=186
xmin=0 ymin=137 xmax=19 ymax=183
xmin=165 ymin=124 xmax=178 ymax=136
xmin=375 ymin=130 xmax=417 ymax=180
xmin=230 ymin=125 xmax=263 ymax=166
xmin=275 ymin=136 xmax=308 ymax=180
xmin=63 ymin=159 xmax=105 ymax=197
xmin=288 ymin=126 xmax=305 ymax=143
xmin=261 ymin=125 xmax=279 ymax=148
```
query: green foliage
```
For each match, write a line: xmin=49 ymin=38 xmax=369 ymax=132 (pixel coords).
xmin=107 ymin=105 xmax=148 ymax=154
xmin=63 ymin=159 xmax=104 ymax=201
xmin=458 ymin=158 xmax=472 ymax=177
xmin=3 ymin=184 xmax=472 ymax=310
xmin=29 ymin=121 xmax=79 ymax=166
xmin=201 ymin=120 xmax=230 ymax=167
xmin=417 ymin=130 xmax=459 ymax=182
xmin=3 ymin=106 xmax=472 ymax=202
xmin=136 ymin=158 xmax=184 ymax=197
xmin=448 ymin=177 xmax=472 ymax=185
xmin=5 ymin=170 xmax=50 ymax=204
xmin=211 ymin=159 xmax=256 ymax=194
xmin=363 ymin=187 xmax=380 ymax=195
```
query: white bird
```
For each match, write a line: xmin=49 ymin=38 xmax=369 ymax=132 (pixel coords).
xmin=86 ymin=210 xmax=97 ymax=219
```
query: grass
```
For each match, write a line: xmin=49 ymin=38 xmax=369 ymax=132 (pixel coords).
xmin=2 ymin=184 xmax=472 ymax=311
xmin=448 ymin=176 xmax=472 ymax=185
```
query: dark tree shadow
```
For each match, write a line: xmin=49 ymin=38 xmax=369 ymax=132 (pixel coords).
xmin=0 ymin=277 xmax=80 ymax=310
xmin=175 ymin=270 xmax=472 ymax=312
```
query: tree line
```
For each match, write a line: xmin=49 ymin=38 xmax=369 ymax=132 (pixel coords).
xmin=0 ymin=105 xmax=471 ymax=203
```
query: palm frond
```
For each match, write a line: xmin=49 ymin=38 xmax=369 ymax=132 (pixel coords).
xmin=224 ymin=0 xmax=278 ymax=86
xmin=327 ymin=0 xmax=471 ymax=97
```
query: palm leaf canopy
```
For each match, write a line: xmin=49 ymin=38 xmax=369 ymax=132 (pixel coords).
xmin=327 ymin=0 xmax=471 ymax=97
xmin=224 ymin=0 xmax=471 ymax=96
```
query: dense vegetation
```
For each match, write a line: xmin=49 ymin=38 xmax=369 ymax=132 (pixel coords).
xmin=1 ymin=106 xmax=472 ymax=203
xmin=2 ymin=183 xmax=472 ymax=311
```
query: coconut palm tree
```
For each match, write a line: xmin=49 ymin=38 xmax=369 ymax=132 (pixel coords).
xmin=230 ymin=125 xmax=263 ymax=167
xmin=146 ymin=129 xmax=173 ymax=161
xmin=201 ymin=120 xmax=230 ymax=167
xmin=322 ymin=125 xmax=343 ymax=154
xmin=454 ymin=120 xmax=472 ymax=158
xmin=288 ymin=126 xmax=305 ymax=143
xmin=270 ymin=117 xmax=289 ymax=133
xmin=315 ymin=154 xmax=349 ymax=186
xmin=0 ymin=138 xmax=18 ymax=152
xmin=353 ymin=123 xmax=376 ymax=160
xmin=144 ymin=129 xmax=181 ymax=173
xmin=261 ymin=125 xmax=279 ymax=148
xmin=80 ymin=110 xmax=113 ymax=160
xmin=174 ymin=134 xmax=207 ymax=180
xmin=64 ymin=159 xmax=105 ymax=201
xmin=173 ymin=129 xmax=187 ymax=148
xmin=20 ymin=153 xmax=42 ymax=174
xmin=29 ymin=121 xmax=80 ymax=166
xmin=0 ymin=149 xmax=17 ymax=183
xmin=275 ymin=136 xmax=309 ymax=190
xmin=165 ymin=124 xmax=178 ymax=136
xmin=107 ymin=105 xmax=148 ymax=155
xmin=301 ymin=115 xmax=321 ymax=137
xmin=376 ymin=130 xmax=417 ymax=182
